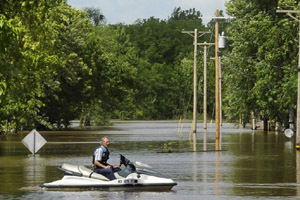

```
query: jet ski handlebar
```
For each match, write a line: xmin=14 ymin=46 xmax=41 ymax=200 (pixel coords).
xmin=119 ymin=154 xmax=136 ymax=172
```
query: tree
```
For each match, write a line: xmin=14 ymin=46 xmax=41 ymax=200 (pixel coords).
xmin=0 ymin=0 xmax=67 ymax=131
xmin=223 ymin=0 xmax=297 ymax=129
xmin=84 ymin=7 xmax=106 ymax=26
xmin=110 ymin=7 xmax=210 ymax=120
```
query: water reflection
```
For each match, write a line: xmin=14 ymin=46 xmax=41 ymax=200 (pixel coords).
xmin=202 ymin=152 xmax=208 ymax=185
xmin=252 ymin=131 xmax=255 ymax=152
xmin=275 ymin=130 xmax=278 ymax=145
xmin=203 ymin=130 xmax=207 ymax=151
xmin=215 ymin=128 xmax=222 ymax=151
xmin=215 ymin=152 xmax=221 ymax=196
xmin=297 ymin=151 xmax=300 ymax=196
xmin=192 ymin=152 xmax=198 ymax=182
xmin=23 ymin=156 xmax=46 ymax=187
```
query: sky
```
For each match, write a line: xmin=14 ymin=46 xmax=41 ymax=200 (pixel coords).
xmin=67 ymin=0 xmax=228 ymax=25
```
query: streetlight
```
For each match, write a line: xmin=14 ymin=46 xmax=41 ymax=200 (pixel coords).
xmin=276 ymin=9 xmax=300 ymax=150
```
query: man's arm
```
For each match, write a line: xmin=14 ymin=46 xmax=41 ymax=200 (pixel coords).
xmin=94 ymin=160 xmax=120 ymax=169
xmin=112 ymin=165 xmax=121 ymax=169
xmin=94 ymin=160 xmax=111 ymax=169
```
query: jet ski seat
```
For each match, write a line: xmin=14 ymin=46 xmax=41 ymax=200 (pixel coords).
xmin=60 ymin=163 xmax=110 ymax=181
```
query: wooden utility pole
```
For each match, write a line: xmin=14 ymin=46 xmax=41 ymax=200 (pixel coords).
xmin=298 ymin=14 xmax=300 ymax=150
xmin=215 ymin=9 xmax=220 ymax=150
xmin=181 ymin=29 xmax=198 ymax=152
xmin=193 ymin=29 xmax=198 ymax=152
xmin=204 ymin=44 xmax=208 ymax=130
xmin=219 ymin=33 xmax=225 ymax=128
xmin=182 ymin=29 xmax=211 ymax=151
xmin=219 ymin=56 xmax=222 ymax=127
xmin=198 ymin=42 xmax=215 ymax=129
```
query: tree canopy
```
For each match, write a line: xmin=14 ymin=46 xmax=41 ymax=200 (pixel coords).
xmin=0 ymin=0 xmax=299 ymax=132
xmin=223 ymin=0 xmax=298 ymax=128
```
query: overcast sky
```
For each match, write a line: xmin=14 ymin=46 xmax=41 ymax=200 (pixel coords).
xmin=67 ymin=0 xmax=228 ymax=25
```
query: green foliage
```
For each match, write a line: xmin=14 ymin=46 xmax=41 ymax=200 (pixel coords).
xmin=0 ymin=2 xmax=220 ymax=132
xmin=110 ymin=7 xmax=210 ymax=120
xmin=3 ymin=0 xmax=297 ymax=132
xmin=223 ymin=0 xmax=298 ymax=126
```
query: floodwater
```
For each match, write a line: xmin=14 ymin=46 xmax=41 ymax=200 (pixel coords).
xmin=1 ymin=121 xmax=300 ymax=199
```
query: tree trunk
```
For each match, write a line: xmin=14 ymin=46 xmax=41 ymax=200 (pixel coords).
xmin=289 ymin=107 xmax=295 ymax=130
xmin=263 ymin=118 xmax=268 ymax=131
xmin=84 ymin=114 xmax=91 ymax=126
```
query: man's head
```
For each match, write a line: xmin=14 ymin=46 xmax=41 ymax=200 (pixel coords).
xmin=101 ymin=136 xmax=110 ymax=148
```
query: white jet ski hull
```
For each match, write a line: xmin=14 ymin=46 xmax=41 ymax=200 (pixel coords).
xmin=41 ymin=174 xmax=176 ymax=191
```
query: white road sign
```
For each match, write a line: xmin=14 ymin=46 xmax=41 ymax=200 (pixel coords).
xmin=22 ymin=129 xmax=47 ymax=154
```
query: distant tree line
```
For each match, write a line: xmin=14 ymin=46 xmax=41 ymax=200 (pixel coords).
xmin=0 ymin=0 xmax=298 ymax=132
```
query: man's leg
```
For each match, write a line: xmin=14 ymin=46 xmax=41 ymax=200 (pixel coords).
xmin=113 ymin=167 xmax=121 ymax=173
xmin=94 ymin=168 xmax=116 ymax=180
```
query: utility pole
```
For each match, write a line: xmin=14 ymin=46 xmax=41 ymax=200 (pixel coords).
xmin=182 ymin=29 xmax=198 ymax=152
xmin=198 ymin=13 xmax=231 ymax=150
xmin=218 ymin=33 xmax=225 ymax=128
xmin=219 ymin=55 xmax=222 ymax=127
xmin=193 ymin=29 xmax=198 ymax=152
xmin=198 ymin=42 xmax=215 ymax=129
xmin=218 ymin=32 xmax=225 ymax=127
xmin=215 ymin=9 xmax=220 ymax=151
xmin=182 ymin=29 xmax=210 ymax=151
xmin=276 ymin=9 xmax=300 ymax=150
xmin=204 ymin=44 xmax=208 ymax=129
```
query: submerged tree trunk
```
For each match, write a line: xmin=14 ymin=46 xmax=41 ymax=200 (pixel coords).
xmin=289 ymin=107 xmax=295 ymax=130
xmin=251 ymin=112 xmax=256 ymax=130
xmin=263 ymin=118 xmax=268 ymax=131
xmin=84 ymin=113 xmax=91 ymax=126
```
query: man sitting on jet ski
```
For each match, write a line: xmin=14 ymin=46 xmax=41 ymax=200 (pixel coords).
xmin=92 ymin=136 xmax=121 ymax=180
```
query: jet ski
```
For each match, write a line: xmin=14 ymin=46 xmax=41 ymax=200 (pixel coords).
xmin=40 ymin=154 xmax=177 ymax=191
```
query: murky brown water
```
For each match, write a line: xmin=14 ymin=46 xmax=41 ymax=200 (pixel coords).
xmin=1 ymin=121 xmax=300 ymax=199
